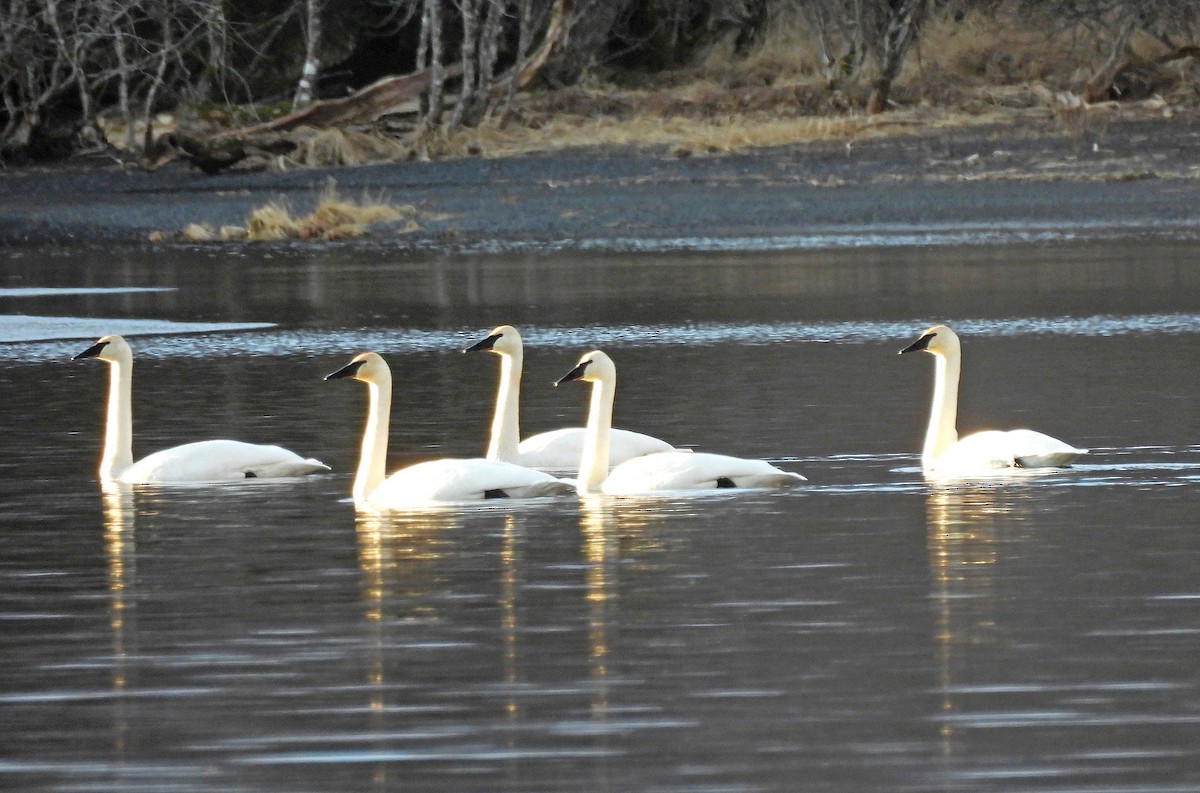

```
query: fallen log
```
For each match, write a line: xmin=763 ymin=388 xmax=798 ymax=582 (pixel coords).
xmin=164 ymin=0 xmax=571 ymax=173
xmin=217 ymin=69 xmax=449 ymax=139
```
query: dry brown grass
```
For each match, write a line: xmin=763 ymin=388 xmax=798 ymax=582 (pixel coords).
xmin=151 ymin=181 xmax=418 ymax=242
xmin=290 ymin=128 xmax=410 ymax=167
xmin=424 ymin=1 xmax=1183 ymax=160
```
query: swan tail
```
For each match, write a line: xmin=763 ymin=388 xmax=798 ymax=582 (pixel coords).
xmin=1014 ymin=448 xmax=1087 ymax=469
xmin=603 ymin=452 xmax=806 ymax=493
xmin=247 ymin=458 xmax=332 ymax=478
xmin=730 ymin=471 xmax=808 ymax=488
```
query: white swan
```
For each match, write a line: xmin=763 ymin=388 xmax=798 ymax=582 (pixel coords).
xmin=899 ymin=324 xmax=1087 ymax=475
xmin=465 ymin=325 xmax=678 ymax=471
xmin=74 ymin=335 xmax=329 ymax=483
xmin=555 ymin=350 xmax=806 ymax=495
xmin=326 ymin=351 xmax=574 ymax=507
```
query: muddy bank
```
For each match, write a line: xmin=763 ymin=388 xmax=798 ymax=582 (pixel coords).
xmin=2 ymin=116 xmax=1199 ymax=250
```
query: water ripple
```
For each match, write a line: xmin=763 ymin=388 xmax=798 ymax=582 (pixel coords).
xmin=4 ymin=312 xmax=1197 ymax=362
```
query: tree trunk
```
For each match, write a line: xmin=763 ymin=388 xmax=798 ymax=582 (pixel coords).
xmin=867 ymin=0 xmax=927 ymax=114
xmin=539 ymin=0 xmax=629 ymax=87
xmin=293 ymin=0 xmax=323 ymax=109
xmin=449 ymin=0 xmax=481 ymax=129
xmin=422 ymin=0 xmax=447 ymax=126
xmin=500 ymin=0 xmax=534 ymax=122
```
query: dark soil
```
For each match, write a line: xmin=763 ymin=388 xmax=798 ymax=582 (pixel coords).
xmin=2 ymin=114 xmax=1199 ymax=250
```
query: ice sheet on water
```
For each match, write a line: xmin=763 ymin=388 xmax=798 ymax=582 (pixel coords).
xmin=0 ymin=315 xmax=273 ymax=344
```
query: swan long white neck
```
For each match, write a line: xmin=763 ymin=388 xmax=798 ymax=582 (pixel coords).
xmin=924 ymin=349 xmax=961 ymax=468
xmin=578 ymin=369 xmax=615 ymax=494
xmin=100 ymin=357 xmax=135 ymax=481
xmin=488 ymin=347 xmax=523 ymax=462
xmin=356 ymin=377 xmax=391 ymax=502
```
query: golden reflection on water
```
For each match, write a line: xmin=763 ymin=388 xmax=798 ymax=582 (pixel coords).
xmin=581 ymin=497 xmax=617 ymax=719
xmin=101 ymin=483 xmax=136 ymax=763
xmin=354 ymin=507 xmax=458 ymax=791
xmin=926 ymin=484 xmax=1038 ymax=762
xmin=348 ymin=496 xmax=677 ymax=783
xmin=500 ymin=513 xmax=520 ymax=721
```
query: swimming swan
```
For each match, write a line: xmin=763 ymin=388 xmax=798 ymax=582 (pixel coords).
xmin=74 ymin=335 xmax=329 ymax=483
xmin=326 ymin=352 xmax=574 ymax=507
xmin=899 ymin=324 xmax=1087 ymax=474
xmin=465 ymin=325 xmax=678 ymax=471
xmin=555 ymin=350 xmax=806 ymax=495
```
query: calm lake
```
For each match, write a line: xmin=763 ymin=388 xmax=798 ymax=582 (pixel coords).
xmin=2 ymin=237 xmax=1199 ymax=792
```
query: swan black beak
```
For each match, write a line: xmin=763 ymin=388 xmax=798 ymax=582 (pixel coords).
xmin=899 ymin=332 xmax=935 ymax=355
xmin=464 ymin=332 xmax=502 ymax=354
xmin=73 ymin=340 xmax=108 ymax=361
xmin=554 ymin=360 xmax=589 ymax=387
xmin=325 ymin=359 xmax=366 ymax=380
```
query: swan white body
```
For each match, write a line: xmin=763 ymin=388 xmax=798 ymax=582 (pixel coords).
xmin=467 ymin=325 xmax=678 ymax=471
xmin=327 ymin=352 xmax=573 ymax=507
xmin=556 ymin=350 xmax=806 ymax=495
xmin=900 ymin=324 xmax=1086 ymax=475
xmin=74 ymin=335 xmax=329 ymax=484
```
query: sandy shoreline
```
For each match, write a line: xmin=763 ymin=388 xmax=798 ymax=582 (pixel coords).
xmin=2 ymin=116 xmax=1199 ymax=250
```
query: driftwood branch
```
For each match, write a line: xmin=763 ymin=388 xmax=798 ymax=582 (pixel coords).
xmin=162 ymin=0 xmax=570 ymax=172
xmin=185 ymin=0 xmax=570 ymax=161
xmin=220 ymin=69 xmax=452 ymax=139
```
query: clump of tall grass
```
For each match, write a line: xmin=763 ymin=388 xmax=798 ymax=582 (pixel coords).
xmin=152 ymin=181 xmax=417 ymax=242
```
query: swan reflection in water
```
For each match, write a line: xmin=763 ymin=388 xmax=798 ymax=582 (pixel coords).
xmin=925 ymin=483 xmax=1043 ymax=768
xmin=580 ymin=497 xmax=618 ymax=717
xmin=350 ymin=498 xmax=669 ymax=787
xmin=101 ymin=483 xmax=137 ymax=770
xmin=355 ymin=506 xmax=459 ymax=791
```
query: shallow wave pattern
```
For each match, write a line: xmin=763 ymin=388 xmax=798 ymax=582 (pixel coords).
xmin=4 ymin=312 xmax=1199 ymax=362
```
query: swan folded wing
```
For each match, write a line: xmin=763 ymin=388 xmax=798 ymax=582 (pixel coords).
xmin=369 ymin=458 xmax=572 ymax=505
xmin=119 ymin=440 xmax=330 ymax=483
xmin=1005 ymin=429 xmax=1087 ymax=468
xmin=602 ymin=451 xmax=805 ymax=495
xmin=516 ymin=427 xmax=678 ymax=471
xmin=515 ymin=428 xmax=588 ymax=470
xmin=935 ymin=430 xmax=1086 ymax=473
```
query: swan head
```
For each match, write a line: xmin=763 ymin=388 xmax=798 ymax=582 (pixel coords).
xmin=326 ymin=352 xmax=390 ymax=384
xmin=555 ymin=350 xmax=615 ymax=387
xmin=899 ymin=324 xmax=960 ymax=357
xmin=464 ymin=325 xmax=521 ymax=356
xmin=73 ymin=334 xmax=132 ymax=364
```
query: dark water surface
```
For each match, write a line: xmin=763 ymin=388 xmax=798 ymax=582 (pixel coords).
xmin=2 ymin=239 xmax=1199 ymax=792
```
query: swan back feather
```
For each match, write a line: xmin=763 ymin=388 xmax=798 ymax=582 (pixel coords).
xmin=370 ymin=458 xmax=575 ymax=506
xmin=121 ymin=440 xmax=330 ymax=482
xmin=515 ymin=427 xmax=677 ymax=472
xmin=602 ymin=451 xmax=805 ymax=495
